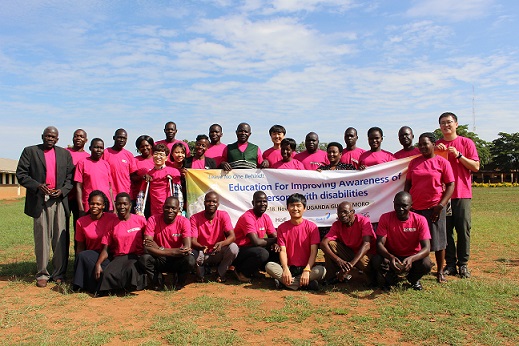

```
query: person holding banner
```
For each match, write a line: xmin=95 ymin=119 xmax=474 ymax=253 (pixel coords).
xmin=190 ymin=191 xmax=238 ymax=283
xmin=270 ymin=138 xmax=304 ymax=170
xmin=358 ymin=127 xmax=395 ymax=169
xmin=205 ymin=124 xmax=227 ymax=167
xmin=135 ymin=144 xmax=181 ymax=217
xmin=221 ymin=123 xmax=268 ymax=170
xmin=233 ymin=191 xmax=279 ymax=283
xmin=341 ymin=127 xmax=365 ymax=169
xmin=265 ymin=193 xmax=326 ymax=290
xmin=294 ymin=132 xmax=329 ymax=170
xmin=321 ymin=201 xmax=375 ymax=285
xmin=319 ymin=142 xmax=355 ymax=171
xmin=405 ymin=132 xmax=454 ymax=283
xmin=263 ymin=125 xmax=287 ymax=166
xmin=184 ymin=134 xmax=217 ymax=169
xmin=372 ymin=191 xmax=433 ymax=291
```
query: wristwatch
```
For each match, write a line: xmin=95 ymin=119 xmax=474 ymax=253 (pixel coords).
xmin=159 ymin=246 xmax=165 ymax=251
xmin=456 ymin=152 xmax=463 ymax=159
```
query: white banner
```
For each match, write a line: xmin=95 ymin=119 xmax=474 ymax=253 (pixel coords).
xmin=185 ymin=158 xmax=412 ymax=227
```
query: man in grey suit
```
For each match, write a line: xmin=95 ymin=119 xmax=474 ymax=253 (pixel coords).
xmin=16 ymin=126 xmax=74 ymax=287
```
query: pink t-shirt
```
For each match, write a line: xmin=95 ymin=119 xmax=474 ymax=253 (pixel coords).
xmin=75 ymin=213 xmax=118 ymax=251
xmin=324 ymin=214 xmax=376 ymax=254
xmin=436 ymin=136 xmax=479 ymax=199
xmin=394 ymin=147 xmax=421 ymax=159
xmin=271 ymin=159 xmax=305 ymax=170
xmin=277 ymin=219 xmax=320 ymax=267
xmin=340 ymin=147 xmax=366 ymax=168
xmin=294 ymin=150 xmax=329 ymax=170
xmin=103 ymin=148 xmax=137 ymax=196
xmin=145 ymin=214 xmax=192 ymax=249
xmin=376 ymin=211 xmax=431 ymax=257
xmin=140 ymin=166 xmax=181 ymax=216
xmin=74 ymin=158 xmax=113 ymax=211
xmin=102 ymin=214 xmax=146 ymax=256
xmin=44 ymin=148 xmax=56 ymax=189
xmin=156 ymin=139 xmax=191 ymax=158
xmin=205 ymin=143 xmax=227 ymax=167
xmin=234 ymin=209 xmax=276 ymax=247
xmin=190 ymin=158 xmax=206 ymax=169
xmin=67 ymin=148 xmax=90 ymax=166
xmin=263 ymin=147 xmax=283 ymax=167
xmin=407 ymin=155 xmax=454 ymax=210
xmin=190 ymin=210 xmax=233 ymax=250
xmin=131 ymin=155 xmax=154 ymax=200
xmin=358 ymin=150 xmax=395 ymax=167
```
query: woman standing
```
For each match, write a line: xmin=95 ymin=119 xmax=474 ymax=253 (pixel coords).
xmin=130 ymin=135 xmax=155 ymax=217
xmin=73 ymin=190 xmax=117 ymax=293
xmin=94 ymin=193 xmax=147 ymax=294
xmin=405 ymin=133 xmax=454 ymax=283
xmin=319 ymin=142 xmax=355 ymax=171
xmin=358 ymin=127 xmax=395 ymax=169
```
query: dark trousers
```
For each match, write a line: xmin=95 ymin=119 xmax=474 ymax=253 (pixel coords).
xmin=446 ymin=198 xmax=472 ymax=267
xmin=138 ymin=253 xmax=195 ymax=286
xmin=233 ymin=246 xmax=279 ymax=277
xmin=371 ymin=254 xmax=432 ymax=286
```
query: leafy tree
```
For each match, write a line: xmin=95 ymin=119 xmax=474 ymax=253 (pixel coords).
xmin=183 ymin=139 xmax=196 ymax=154
xmin=296 ymin=141 xmax=328 ymax=153
xmin=490 ymin=132 xmax=519 ymax=171
xmin=433 ymin=125 xmax=491 ymax=167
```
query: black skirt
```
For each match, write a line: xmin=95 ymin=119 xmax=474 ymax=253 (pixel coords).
xmin=98 ymin=254 xmax=147 ymax=292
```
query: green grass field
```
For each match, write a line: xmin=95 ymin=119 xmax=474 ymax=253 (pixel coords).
xmin=0 ymin=188 xmax=518 ymax=345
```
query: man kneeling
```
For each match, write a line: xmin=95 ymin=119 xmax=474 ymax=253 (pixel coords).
xmin=139 ymin=197 xmax=195 ymax=290
xmin=265 ymin=193 xmax=325 ymax=290
xmin=372 ymin=191 xmax=433 ymax=291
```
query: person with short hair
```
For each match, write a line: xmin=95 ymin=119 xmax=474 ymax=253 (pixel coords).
xmin=130 ymin=135 xmax=155 ymax=216
xmin=185 ymin=134 xmax=217 ymax=169
xmin=358 ymin=127 xmax=395 ymax=169
xmin=94 ymin=193 xmax=147 ymax=294
xmin=436 ymin=112 xmax=480 ymax=278
xmin=190 ymin=192 xmax=238 ymax=282
xmin=265 ymin=193 xmax=325 ymax=290
xmin=103 ymin=128 xmax=137 ymax=196
xmin=221 ymin=123 xmax=268 ymax=170
xmin=138 ymin=197 xmax=195 ymax=290
xmin=394 ymin=126 xmax=420 ymax=159
xmin=319 ymin=142 xmax=355 ymax=170
xmin=341 ymin=127 xmax=366 ymax=168
xmin=205 ymin=124 xmax=227 ymax=167
xmin=270 ymin=138 xmax=304 ymax=169
xmin=372 ymin=191 xmax=433 ymax=291
xmin=233 ymin=191 xmax=279 ymax=282
xmin=156 ymin=121 xmax=191 ymax=157
xmin=321 ymin=202 xmax=375 ymax=285
xmin=16 ymin=126 xmax=74 ymax=287
xmin=75 ymin=138 xmax=114 ymax=215
xmin=405 ymin=132 xmax=454 ymax=283
xmin=294 ymin=132 xmax=329 ymax=170
xmin=263 ymin=125 xmax=287 ymax=166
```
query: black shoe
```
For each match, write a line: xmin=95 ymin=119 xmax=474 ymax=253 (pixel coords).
xmin=443 ymin=266 xmax=458 ymax=276
xmin=458 ymin=265 xmax=471 ymax=278
xmin=274 ymin=279 xmax=282 ymax=289
xmin=306 ymin=280 xmax=319 ymax=291
xmin=410 ymin=281 xmax=423 ymax=291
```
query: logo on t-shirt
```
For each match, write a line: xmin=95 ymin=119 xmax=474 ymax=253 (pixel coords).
xmin=127 ymin=227 xmax=141 ymax=233
xmin=403 ymin=227 xmax=417 ymax=232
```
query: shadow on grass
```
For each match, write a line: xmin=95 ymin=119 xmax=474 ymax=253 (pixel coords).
xmin=0 ymin=261 xmax=36 ymax=282
xmin=496 ymin=258 xmax=519 ymax=266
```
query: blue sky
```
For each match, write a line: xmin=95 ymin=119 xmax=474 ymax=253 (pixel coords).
xmin=1 ymin=0 xmax=518 ymax=160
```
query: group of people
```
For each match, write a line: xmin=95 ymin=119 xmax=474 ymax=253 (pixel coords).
xmin=15 ymin=111 xmax=479 ymax=293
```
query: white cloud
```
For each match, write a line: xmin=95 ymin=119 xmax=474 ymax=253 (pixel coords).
xmin=407 ymin=0 xmax=494 ymax=21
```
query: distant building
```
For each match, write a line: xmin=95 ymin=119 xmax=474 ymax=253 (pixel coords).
xmin=0 ymin=158 xmax=25 ymax=200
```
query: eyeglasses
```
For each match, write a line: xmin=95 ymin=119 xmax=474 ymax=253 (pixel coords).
xmin=440 ymin=120 xmax=455 ymax=126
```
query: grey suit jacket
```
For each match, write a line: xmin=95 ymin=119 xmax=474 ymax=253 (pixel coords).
xmin=16 ymin=144 xmax=74 ymax=218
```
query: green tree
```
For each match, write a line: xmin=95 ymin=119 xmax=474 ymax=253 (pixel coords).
xmin=433 ymin=125 xmax=491 ymax=167
xmin=490 ymin=132 xmax=519 ymax=171
xmin=296 ymin=141 xmax=328 ymax=153
xmin=183 ymin=139 xmax=196 ymax=154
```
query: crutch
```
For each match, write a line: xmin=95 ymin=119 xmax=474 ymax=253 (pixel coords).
xmin=138 ymin=180 xmax=150 ymax=215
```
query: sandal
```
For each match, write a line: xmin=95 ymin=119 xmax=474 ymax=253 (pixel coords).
xmin=437 ymin=272 xmax=447 ymax=283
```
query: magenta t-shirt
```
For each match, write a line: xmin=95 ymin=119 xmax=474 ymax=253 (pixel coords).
xmin=271 ymin=159 xmax=305 ymax=170
xmin=190 ymin=210 xmax=233 ymax=250
xmin=131 ymin=155 xmax=154 ymax=200
xmin=324 ymin=214 xmax=376 ymax=254
xmin=263 ymin=147 xmax=283 ymax=166
xmin=359 ymin=150 xmax=395 ymax=167
xmin=74 ymin=158 xmax=113 ymax=211
xmin=206 ymin=143 xmax=227 ymax=167
xmin=436 ymin=136 xmax=479 ymax=199
xmin=103 ymin=148 xmax=137 ymax=196
xmin=277 ymin=219 xmax=320 ymax=267
xmin=376 ymin=211 xmax=431 ymax=257
xmin=234 ymin=209 xmax=276 ymax=247
xmin=407 ymin=155 xmax=454 ymax=210
xmin=44 ymin=148 xmax=56 ymax=189
xmin=394 ymin=147 xmax=421 ymax=159
xmin=340 ymin=147 xmax=365 ymax=168
xmin=156 ymin=139 xmax=191 ymax=158
xmin=190 ymin=158 xmax=206 ymax=169
xmin=102 ymin=214 xmax=146 ymax=256
xmin=145 ymin=214 xmax=192 ymax=249
xmin=67 ymin=148 xmax=89 ymax=166
xmin=75 ymin=213 xmax=118 ymax=251
xmin=140 ymin=166 xmax=181 ymax=216
xmin=294 ymin=150 xmax=329 ymax=170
